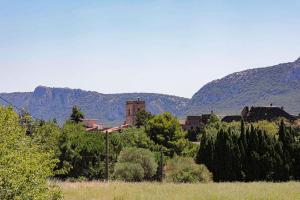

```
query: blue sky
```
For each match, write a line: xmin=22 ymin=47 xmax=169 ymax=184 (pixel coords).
xmin=1 ymin=0 xmax=300 ymax=98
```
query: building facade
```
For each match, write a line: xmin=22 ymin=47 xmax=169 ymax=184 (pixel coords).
xmin=242 ymin=106 xmax=297 ymax=122
xmin=181 ymin=113 xmax=214 ymax=131
xmin=125 ymin=98 xmax=146 ymax=125
xmin=222 ymin=105 xmax=297 ymax=123
xmin=82 ymin=119 xmax=103 ymax=132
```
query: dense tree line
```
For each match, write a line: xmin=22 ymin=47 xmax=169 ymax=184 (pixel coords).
xmin=196 ymin=119 xmax=300 ymax=182
xmin=3 ymin=102 xmax=300 ymax=191
xmin=28 ymin=108 xmax=199 ymax=182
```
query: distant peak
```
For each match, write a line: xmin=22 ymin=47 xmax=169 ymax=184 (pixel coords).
xmin=33 ymin=85 xmax=51 ymax=95
xmin=35 ymin=85 xmax=49 ymax=89
xmin=295 ymin=57 xmax=300 ymax=63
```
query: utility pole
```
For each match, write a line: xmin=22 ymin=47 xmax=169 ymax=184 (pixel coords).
xmin=105 ymin=131 xmax=109 ymax=182
xmin=159 ymin=148 xmax=164 ymax=182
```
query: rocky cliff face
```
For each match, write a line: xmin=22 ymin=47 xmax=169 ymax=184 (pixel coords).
xmin=0 ymin=86 xmax=189 ymax=125
xmin=187 ymin=57 xmax=300 ymax=116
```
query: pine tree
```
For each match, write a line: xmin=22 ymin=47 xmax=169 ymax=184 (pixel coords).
xmin=70 ymin=106 xmax=84 ymax=124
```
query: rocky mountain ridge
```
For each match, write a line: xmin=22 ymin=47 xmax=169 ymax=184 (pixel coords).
xmin=0 ymin=86 xmax=189 ymax=125
xmin=187 ymin=57 xmax=300 ymax=116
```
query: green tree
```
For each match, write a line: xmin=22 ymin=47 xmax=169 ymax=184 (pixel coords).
xmin=146 ymin=112 xmax=193 ymax=156
xmin=70 ymin=106 xmax=84 ymax=123
xmin=58 ymin=121 xmax=107 ymax=179
xmin=196 ymin=132 xmax=214 ymax=173
xmin=0 ymin=106 xmax=62 ymax=199
xmin=32 ymin=121 xmax=62 ymax=158
xmin=196 ymin=118 xmax=300 ymax=182
xmin=19 ymin=109 xmax=34 ymax=135
xmin=114 ymin=147 xmax=158 ymax=181
xmin=116 ymin=127 xmax=158 ymax=151
xmin=209 ymin=113 xmax=221 ymax=124
xmin=135 ymin=109 xmax=152 ymax=128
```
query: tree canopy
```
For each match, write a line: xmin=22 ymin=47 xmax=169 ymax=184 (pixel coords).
xmin=70 ymin=106 xmax=84 ymax=123
xmin=146 ymin=112 xmax=196 ymax=156
xmin=0 ymin=106 xmax=62 ymax=199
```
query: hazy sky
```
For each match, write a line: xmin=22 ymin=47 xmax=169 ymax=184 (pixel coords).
xmin=1 ymin=0 xmax=300 ymax=98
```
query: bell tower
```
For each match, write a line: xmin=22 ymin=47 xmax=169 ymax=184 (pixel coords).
xmin=125 ymin=98 xmax=146 ymax=125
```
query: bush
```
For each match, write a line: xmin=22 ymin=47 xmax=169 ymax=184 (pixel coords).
xmin=165 ymin=156 xmax=212 ymax=183
xmin=114 ymin=147 xmax=158 ymax=181
xmin=114 ymin=162 xmax=145 ymax=182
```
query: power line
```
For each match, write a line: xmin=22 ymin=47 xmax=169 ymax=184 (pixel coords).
xmin=0 ymin=95 xmax=41 ymax=121
xmin=0 ymin=95 xmax=23 ymax=112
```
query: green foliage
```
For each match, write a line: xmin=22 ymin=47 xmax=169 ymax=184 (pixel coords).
xmin=165 ymin=156 xmax=212 ymax=183
xmin=197 ymin=119 xmax=300 ymax=182
xmin=70 ymin=106 xmax=84 ymax=123
xmin=0 ymin=106 xmax=62 ymax=199
xmin=146 ymin=112 xmax=195 ymax=156
xmin=114 ymin=148 xmax=158 ymax=181
xmin=57 ymin=125 xmax=159 ymax=181
xmin=114 ymin=162 xmax=145 ymax=182
xmin=252 ymin=120 xmax=278 ymax=136
xmin=32 ymin=121 xmax=62 ymax=158
xmin=58 ymin=121 xmax=107 ymax=180
xmin=209 ymin=113 xmax=221 ymax=124
xmin=187 ymin=127 xmax=202 ymax=142
xmin=116 ymin=127 xmax=158 ymax=151
xmin=135 ymin=109 xmax=153 ymax=128
xmin=19 ymin=109 xmax=35 ymax=135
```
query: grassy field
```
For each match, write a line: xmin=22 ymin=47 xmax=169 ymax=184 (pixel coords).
xmin=58 ymin=181 xmax=300 ymax=200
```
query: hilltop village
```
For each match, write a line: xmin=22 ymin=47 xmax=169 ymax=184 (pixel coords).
xmin=82 ymin=98 xmax=300 ymax=133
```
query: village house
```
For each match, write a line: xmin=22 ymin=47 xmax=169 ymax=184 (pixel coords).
xmin=181 ymin=113 xmax=214 ymax=131
xmin=82 ymin=119 xmax=103 ymax=132
xmin=222 ymin=105 xmax=297 ymax=123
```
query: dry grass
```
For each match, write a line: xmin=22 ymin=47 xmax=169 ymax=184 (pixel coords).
xmin=58 ymin=181 xmax=300 ymax=200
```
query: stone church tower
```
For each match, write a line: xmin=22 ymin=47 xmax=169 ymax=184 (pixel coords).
xmin=125 ymin=98 xmax=145 ymax=125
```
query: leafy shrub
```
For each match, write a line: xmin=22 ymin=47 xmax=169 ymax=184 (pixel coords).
xmin=165 ymin=156 xmax=212 ymax=183
xmin=114 ymin=162 xmax=145 ymax=182
xmin=114 ymin=147 xmax=158 ymax=181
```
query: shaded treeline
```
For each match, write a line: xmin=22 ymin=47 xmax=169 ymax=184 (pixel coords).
xmin=196 ymin=120 xmax=300 ymax=181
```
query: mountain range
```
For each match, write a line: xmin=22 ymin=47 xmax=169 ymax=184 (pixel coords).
xmin=1 ymin=57 xmax=300 ymax=125
xmin=0 ymin=86 xmax=189 ymax=125
xmin=187 ymin=57 xmax=300 ymax=116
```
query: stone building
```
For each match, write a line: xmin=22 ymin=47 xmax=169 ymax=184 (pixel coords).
xmin=242 ymin=106 xmax=297 ymax=122
xmin=181 ymin=113 xmax=214 ymax=131
xmin=82 ymin=119 xmax=103 ymax=132
xmin=222 ymin=105 xmax=297 ymax=123
xmin=183 ymin=116 xmax=203 ymax=131
xmin=125 ymin=98 xmax=146 ymax=125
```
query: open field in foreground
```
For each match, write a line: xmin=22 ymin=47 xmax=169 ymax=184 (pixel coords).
xmin=58 ymin=181 xmax=300 ymax=200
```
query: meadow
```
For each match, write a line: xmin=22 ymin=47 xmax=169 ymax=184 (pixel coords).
xmin=59 ymin=181 xmax=300 ymax=200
